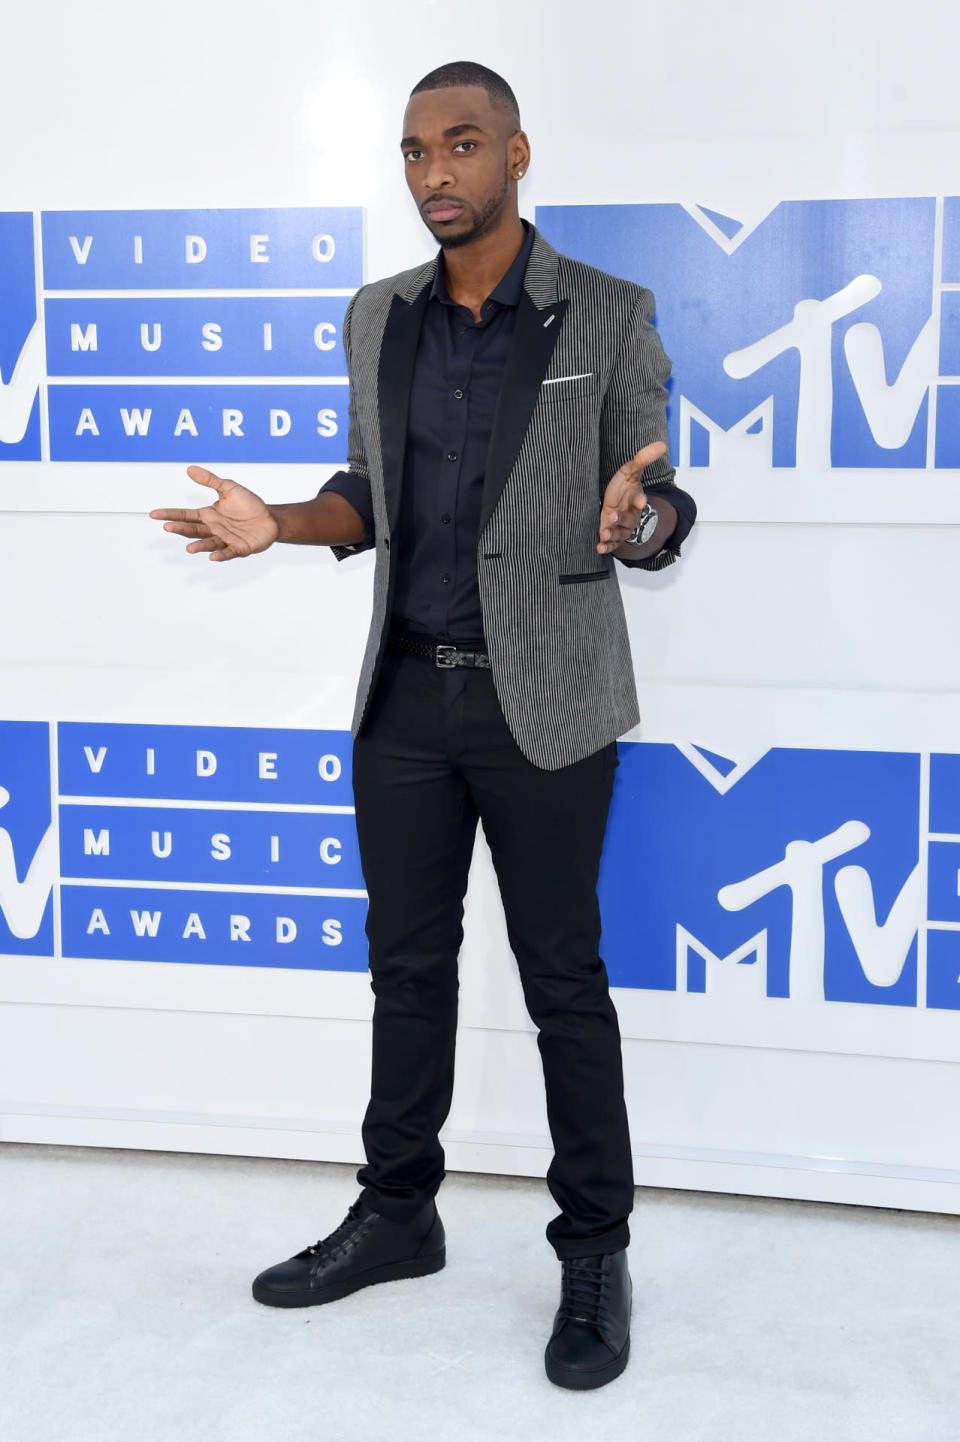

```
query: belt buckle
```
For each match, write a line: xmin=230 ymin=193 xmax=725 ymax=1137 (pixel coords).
xmin=435 ymin=644 xmax=458 ymax=669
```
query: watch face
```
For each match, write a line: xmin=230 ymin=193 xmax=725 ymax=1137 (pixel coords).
xmin=638 ymin=506 xmax=658 ymax=543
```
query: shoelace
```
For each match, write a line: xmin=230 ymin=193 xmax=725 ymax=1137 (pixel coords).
xmin=300 ymin=1201 xmax=374 ymax=1265
xmin=557 ymin=1256 xmax=609 ymax=1326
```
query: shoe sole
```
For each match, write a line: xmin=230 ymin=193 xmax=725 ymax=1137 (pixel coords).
xmin=252 ymin=1247 xmax=446 ymax=1308
xmin=544 ymin=1334 xmax=630 ymax=1391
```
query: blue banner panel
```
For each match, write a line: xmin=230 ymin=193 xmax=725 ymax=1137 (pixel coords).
xmin=58 ymin=723 xmax=354 ymax=806
xmin=537 ymin=198 xmax=934 ymax=471
xmin=934 ymin=386 xmax=960 ymax=469
xmin=60 ymin=805 xmax=364 ymax=891
xmin=927 ymin=841 xmax=960 ymax=924
xmin=47 ymin=384 xmax=347 ymax=462
xmin=0 ymin=211 xmax=42 ymax=462
xmin=942 ymin=197 xmax=960 ymax=285
xmin=926 ymin=928 xmax=960 ymax=1010
xmin=0 ymin=721 xmax=54 ymax=955
xmin=929 ymin=753 xmax=960 ymax=835
xmin=598 ymin=742 xmax=920 ymax=1004
xmin=45 ymin=297 xmax=349 ymax=378
xmin=939 ymin=293 xmax=960 ymax=378
xmin=60 ymin=885 xmax=368 ymax=970
xmin=41 ymin=208 xmax=363 ymax=291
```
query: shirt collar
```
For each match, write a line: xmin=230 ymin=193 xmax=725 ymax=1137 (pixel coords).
xmin=430 ymin=218 xmax=534 ymax=308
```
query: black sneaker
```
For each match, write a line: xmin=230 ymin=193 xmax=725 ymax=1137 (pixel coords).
xmin=544 ymin=1249 xmax=632 ymax=1390
xmin=252 ymin=1193 xmax=445 ymax=1308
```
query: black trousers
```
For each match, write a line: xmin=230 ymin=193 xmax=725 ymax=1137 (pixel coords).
xmin=350 ymin=640 xmax=635 ymax=1260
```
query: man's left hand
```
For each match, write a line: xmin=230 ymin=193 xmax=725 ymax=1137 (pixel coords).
xmin=597 ymin=441 xmax=667 ymax=554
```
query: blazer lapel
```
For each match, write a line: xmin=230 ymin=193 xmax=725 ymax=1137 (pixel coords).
xmin=478 ymin=229 xmax=568 ymax=539
xmin=377 ymin=277 xmax=432 ymax=534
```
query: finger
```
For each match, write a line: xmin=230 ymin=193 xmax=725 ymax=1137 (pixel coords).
xmin=150 ymin=507 xmax=202 ymax=523
xmin=613 ymin=440 xmax=666 ymax=483
xmin=602 ymin=475 xmax=647 ymax=522
xmin=185 ymin=538 xmax=221 ymax=553
xmin=209 ymin=545 xmax=240 ymax=562
xmin=186 ymin=464 xmax=228 ymax=493
xmin=599 ymin=503 xmax=637 ymax=532
xmin=164 ymin=520 xmax=212 ymax=538
xmin=598 ymin=522 xmax=634 ymax=545
xmin=627 ymin=439 xmax=667 ymax=472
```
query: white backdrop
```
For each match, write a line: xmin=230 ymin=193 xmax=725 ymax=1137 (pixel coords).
xmin=2 ymin=0 xmax=960 ymax=1215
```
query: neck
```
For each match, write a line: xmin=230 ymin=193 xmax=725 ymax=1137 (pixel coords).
xmin=441 ymin=211 xmax=526 ymax=310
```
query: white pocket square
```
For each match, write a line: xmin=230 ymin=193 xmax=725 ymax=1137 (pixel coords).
xmin=541 ymin=371 xmax=594 ymax=387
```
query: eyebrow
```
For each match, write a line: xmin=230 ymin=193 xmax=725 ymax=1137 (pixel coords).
xmin=400 ymin=123 xmax=485 ymax=148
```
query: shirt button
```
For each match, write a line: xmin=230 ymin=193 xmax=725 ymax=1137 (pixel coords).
xmin=446 ymin=451 xmax=458 ymax=462
xmin=441 ymin=513 xmax=451 ymax=524
xmin=453 ymin=389 xmax=464 ymax=400
xmin=441 ymin=574 xmax=451 ymax=584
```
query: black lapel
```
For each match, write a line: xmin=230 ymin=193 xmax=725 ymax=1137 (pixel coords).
xmin=377 ymin=281 xmax=432 ymax=535
xmin=478 ymin=291 xmax=569 ymax=539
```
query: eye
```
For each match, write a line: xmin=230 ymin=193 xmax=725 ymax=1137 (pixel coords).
xmin=403 ymin=149 xmax=423 ymax=163
xmin=454 ymin=140 xmax=477 ymax=153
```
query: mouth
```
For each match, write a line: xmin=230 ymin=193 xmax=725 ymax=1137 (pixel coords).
xmin=424 ymin=200 xmax=465 ymax=222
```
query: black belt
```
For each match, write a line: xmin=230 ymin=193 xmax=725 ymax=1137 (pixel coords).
xmin=388 ymin=629 xmax=491 ymax=669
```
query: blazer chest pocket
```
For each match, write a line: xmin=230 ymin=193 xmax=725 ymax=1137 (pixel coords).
xmin=538 ymin=372 xmax=599 ymax=404
xmin=558 ymin=567 xmax=612 ymax=585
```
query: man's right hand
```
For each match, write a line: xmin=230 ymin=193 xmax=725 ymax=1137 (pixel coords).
xmin=150 ymin=465 xmax=279 ymax=562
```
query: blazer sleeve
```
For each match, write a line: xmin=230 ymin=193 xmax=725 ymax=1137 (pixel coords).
xmin=319 ymin=289 xmax=377 ymax=562
xmin=599 ymin=287 xmax=696 ymax=572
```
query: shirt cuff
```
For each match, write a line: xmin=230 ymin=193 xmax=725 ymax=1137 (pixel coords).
xmin=616 ymin=482 xmax=697 ymax=570
xmin=319 ymin=469 xmax=375 ymax=558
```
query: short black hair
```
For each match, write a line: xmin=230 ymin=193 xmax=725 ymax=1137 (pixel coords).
xmin=409 ymin=61 xmax=521 ymax=132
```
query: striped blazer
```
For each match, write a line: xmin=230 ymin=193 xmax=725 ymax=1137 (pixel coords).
xmin=329 ymin=221 xmax=691 ymax=770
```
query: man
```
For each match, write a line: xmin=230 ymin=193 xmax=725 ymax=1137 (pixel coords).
xmin=151 ymin=60 xmax=696 ymax=1391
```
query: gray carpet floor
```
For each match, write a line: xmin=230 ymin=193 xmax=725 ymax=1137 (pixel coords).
xmin=2 ymin=1141 xmax=960 ymax=1441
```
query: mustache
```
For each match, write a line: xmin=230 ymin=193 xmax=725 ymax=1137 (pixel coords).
xmin=422 ymin=195 xmax=467 ymax=210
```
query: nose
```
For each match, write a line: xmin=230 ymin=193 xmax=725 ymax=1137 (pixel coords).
xmin=422 ymin=154 xmax=456 ymax=192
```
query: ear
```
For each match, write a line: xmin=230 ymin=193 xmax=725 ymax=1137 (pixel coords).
xmin=509 ymin=130 xmax=531 ymax=178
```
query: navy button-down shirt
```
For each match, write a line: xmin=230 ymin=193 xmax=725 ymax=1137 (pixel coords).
xmin=322 ymin=218 xmax=695 ymax=643
xmin=323 ymin=219 xmax=535 ymax=644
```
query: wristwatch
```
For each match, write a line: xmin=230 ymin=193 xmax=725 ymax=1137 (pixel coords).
xmin=625 ymin=501 xmax=658 ymax=546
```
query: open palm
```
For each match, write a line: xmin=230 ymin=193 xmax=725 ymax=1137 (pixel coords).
xmin=150 ymin=465 xmax=279 ymax=562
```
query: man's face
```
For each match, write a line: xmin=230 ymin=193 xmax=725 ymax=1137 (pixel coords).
xmin=400 ymin=85 xmax=520 ymax=249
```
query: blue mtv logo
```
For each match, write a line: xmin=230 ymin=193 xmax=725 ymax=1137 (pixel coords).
xmin=0 ymin=212 xmax=41 ymax=461
xmin=599 ymin=744 xmax=922 ymax=1007
xmin=0 ymin=722 xmax=55 ymax=955
xmin=538 ymin=198 xmax=960 ymax=470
